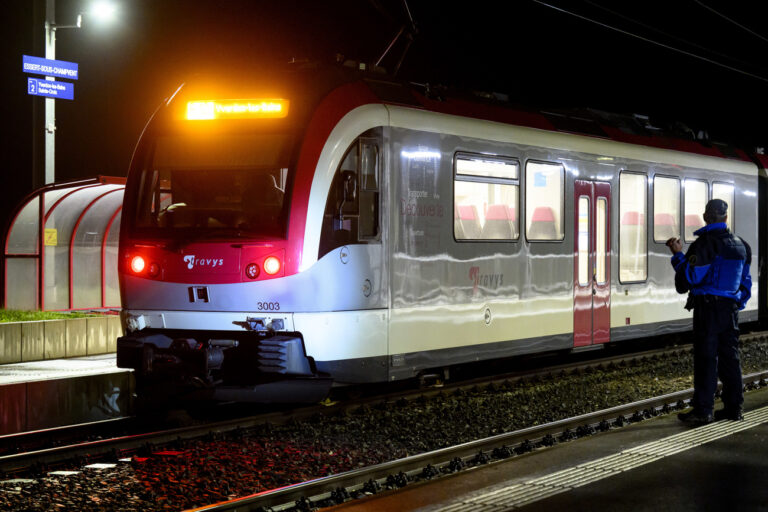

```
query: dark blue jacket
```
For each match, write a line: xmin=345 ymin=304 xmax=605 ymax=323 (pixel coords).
xmin=670 ymin=223 xmax=752 ymax=310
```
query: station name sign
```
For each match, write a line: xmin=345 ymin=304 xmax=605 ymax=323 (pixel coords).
xmin=23 ymin=55 xmax=78 ymax=101
xmin=23 ymin=55 xmax=79 ymax=80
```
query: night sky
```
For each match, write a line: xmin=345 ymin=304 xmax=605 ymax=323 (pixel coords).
xmin=3 ymin=0 xmax=768 ymax=228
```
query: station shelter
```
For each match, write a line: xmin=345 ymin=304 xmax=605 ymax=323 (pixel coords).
xmin=3 ymin=176 xmax=126 ymax=311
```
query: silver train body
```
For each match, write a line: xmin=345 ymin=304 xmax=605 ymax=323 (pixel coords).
xmin=117 ymin=70 xmax=761 ymax=402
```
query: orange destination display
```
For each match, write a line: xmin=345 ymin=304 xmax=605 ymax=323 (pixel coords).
xmin=186 ymin=99 xmax=289 ymax=120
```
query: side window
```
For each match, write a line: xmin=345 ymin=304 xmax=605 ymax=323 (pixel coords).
xmin=454 ymin=154 xmax=519 ymax=240
xmin=684 ymin=179 xmax=707 ymax=241
xmin=712 ymin=182 xmax=734 ymax=231
xmin=653 ymin=176 xmax=680 ymax=243
xmin=525 ymin=161 xmax=564 ymax=241
xmin=619 ymin=172 xmax=647 ymax=283
xmin=359 ymin=139 xmax=380 ymax=239
xmin=318 ymin=133 xmax=381 ymax=259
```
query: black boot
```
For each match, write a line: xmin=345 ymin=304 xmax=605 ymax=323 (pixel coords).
xmin=678 ymin=410 xmax=713 ymax=425
xmin=714 ymin=407 xmax=743 ymax=421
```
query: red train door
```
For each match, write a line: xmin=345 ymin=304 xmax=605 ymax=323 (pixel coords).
xmin=573 ymin=180 xmax=611 ymax=346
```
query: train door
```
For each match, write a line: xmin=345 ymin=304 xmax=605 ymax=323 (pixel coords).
xmin=573 ymin=180 xmax=611 ymax=346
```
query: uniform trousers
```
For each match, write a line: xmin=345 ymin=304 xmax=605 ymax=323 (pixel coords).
xmin=691 ymin=295 xmax=743 ymax=415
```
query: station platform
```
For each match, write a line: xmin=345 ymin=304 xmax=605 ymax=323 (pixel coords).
xmin=0 ymin=354 xmax=132 ymax=435
xmin=332 ymin=386 xmax=768 ymax=511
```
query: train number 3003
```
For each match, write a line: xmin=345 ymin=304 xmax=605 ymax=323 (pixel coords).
xmin=257 ymin=301 xmax=280 ymax=311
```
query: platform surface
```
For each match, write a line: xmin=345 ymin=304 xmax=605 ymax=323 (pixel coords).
xmin=0 ymin=354 xmax=124 ymax=385
xmin=330 ymin=386 xmax=768 ymax=512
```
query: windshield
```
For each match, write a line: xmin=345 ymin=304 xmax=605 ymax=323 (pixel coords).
xmin=134 ymin=131 xmax=293 ymax=239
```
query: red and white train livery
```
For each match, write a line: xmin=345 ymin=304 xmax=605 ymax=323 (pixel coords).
xmin=117 ymin=64 xmax=761 ymax=402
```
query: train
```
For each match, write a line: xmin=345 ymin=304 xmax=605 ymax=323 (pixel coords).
xmin=116 ymin=61 xmax=766 ymax=403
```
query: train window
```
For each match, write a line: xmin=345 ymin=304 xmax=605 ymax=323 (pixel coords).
xmin=653 ymin=176 xmax=680 ymax=243
xmin=134 ymin=132 xmax=292 ymax=238
xmin=454 ymin=154 xmax=520 ymax=241
xmin=525 ymin=161 xmax=564 ymax=241
xmin=619 ymin=172 xmax=647 ymax=283
xmin=578 ymin=197 xmax=590 ymax=285
xmin=712 ymin=182 xmax=734 ymax=231
xmin=318 ymin=132 xmax=381 ymax=258
xmin=684 ymin=179 xmax=707 ymax=241
xmin=596 ymin=198 xmax=607 ymax=284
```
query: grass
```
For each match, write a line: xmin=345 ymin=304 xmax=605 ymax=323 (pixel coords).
xmin=0 ymin=309 xmax=96 ymax=323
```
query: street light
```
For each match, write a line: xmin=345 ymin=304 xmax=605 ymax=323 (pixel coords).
xmin=40 ymin=0 xmax=117 ymax=186
xmin=90 ymin=1 xmax=118 ymax=24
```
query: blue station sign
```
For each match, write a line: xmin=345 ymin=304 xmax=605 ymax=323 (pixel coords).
xmin=22 ymin=55 xmax=79 ymax=80
xmin=27 ymin=78 xmax=75 ymax=100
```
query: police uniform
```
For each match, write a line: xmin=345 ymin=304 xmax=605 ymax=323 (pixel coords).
xmin=670 ymin=199 xmax=752 ymax=424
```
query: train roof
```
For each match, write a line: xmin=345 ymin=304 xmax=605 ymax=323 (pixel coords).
xmin=362 ymin=76 xmax=754 ymax=164
xmin=168 ymin=61 xmax=760 ymax=167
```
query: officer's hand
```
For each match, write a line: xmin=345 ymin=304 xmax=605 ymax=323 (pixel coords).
xmin=666 ymin=237 xmax=682 ymax=254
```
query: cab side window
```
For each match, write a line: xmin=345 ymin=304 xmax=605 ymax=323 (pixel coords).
xmin=319 ymin=133 xmax=381 ymax=258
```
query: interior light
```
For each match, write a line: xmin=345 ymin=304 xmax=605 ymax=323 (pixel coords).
xmin=186 ymin=99 xmax=289 ymax=120
xmin=263 ymin=256 xmax=281 ymax=275
xmin=130 ymin=255 xmax=146 ymax=274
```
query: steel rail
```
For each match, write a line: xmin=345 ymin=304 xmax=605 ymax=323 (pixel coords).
xmin=0 ymin=337 xmax=699 ymax=473
xmin=189 ymin=370 xmax=768 ymax=512
xmin=1 ymin=332 xmax=764 ymax=480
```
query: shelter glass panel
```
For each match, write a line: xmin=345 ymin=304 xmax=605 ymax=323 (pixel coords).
xmin=72 ymin=191 xmax=123 ymax=309
xmin=619 ymin=172 xmax=647 ymax=282
xmin=653 ymin=176 xmax=680 ymax=242
xmin=525 ymin=161 xmax=564 ymax=241
xmin=5 ymin=259 xmax=38 ymax=310
xmin=104 ymin=211 xmax=122 ymax=307
xmin=6 ymin=197 xmax=39 ymax=255
xmin=44 ymin=185 xmax=123 ymax=310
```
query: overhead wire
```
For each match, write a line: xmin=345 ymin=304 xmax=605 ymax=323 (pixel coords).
xmin=692 ymin=0 xmax=768 ymax=45
xmin=582 ymin=0 xmax=763 ymax=71
xmin=530 ymin=0 xmax=768 ymax=84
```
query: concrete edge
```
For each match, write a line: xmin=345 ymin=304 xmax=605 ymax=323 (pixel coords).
xmin=0 ymin=316 xmax=123 ymax=364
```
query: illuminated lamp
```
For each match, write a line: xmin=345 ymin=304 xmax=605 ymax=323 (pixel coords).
xmin=130 ymin=255 xmax=146 ymax=274
xmin=186 ymin=99 xmax=289 ymax=120
xmin=263 ymin=256 xmax=281 ymax=275
xmin=245 ymin=263 xmax=260 ymax=279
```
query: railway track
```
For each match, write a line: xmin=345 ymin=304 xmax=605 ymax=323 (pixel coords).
xmin=0 ymin=334 xmax=703 ymax=475
xmin=1 ymin=331 xmax=766 ymax=511
xmin=193 ymin=369 xmax=768 ymax=512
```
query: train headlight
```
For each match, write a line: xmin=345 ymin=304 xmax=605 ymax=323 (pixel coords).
xmin=263 ymin=256 xmax=281 ymax=275
xmin=130 ymin=255 xmax=146 ymax=274
xmin=245 ymin=263 xmax=260 ymax=279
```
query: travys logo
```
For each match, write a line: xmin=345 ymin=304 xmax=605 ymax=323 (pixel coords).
xmin=469 ymin=266 xmax=503 ymax=295
xmin=183 ymin=255 xmax=224 ymax=270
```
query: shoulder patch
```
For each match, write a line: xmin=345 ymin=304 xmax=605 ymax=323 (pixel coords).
xmin=687 ymin=255 xmax=697 ymax=265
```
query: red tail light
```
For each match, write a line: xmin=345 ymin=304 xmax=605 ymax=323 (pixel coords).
xmin=263 ymin=256 xmax=281 ymax=275
xmin=130 ymin=255 xmax=146 ymax=274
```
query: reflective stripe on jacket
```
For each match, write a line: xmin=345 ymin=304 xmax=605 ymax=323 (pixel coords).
xmin=670 ymin=222 xmax=752 ymax=310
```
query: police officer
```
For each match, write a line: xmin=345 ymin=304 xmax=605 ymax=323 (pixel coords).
xmin=666 ymin=198 xmax=752 ymax=425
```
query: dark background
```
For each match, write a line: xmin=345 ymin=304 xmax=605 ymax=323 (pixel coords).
xmin=3 ymin=0 xmax=768 ymax=230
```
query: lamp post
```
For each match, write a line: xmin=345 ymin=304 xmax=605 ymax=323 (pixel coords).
xmin=39 ymin=0 xmax=115 ymax=185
